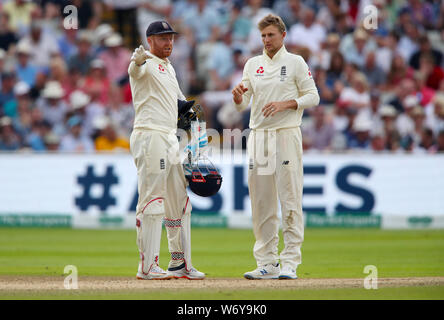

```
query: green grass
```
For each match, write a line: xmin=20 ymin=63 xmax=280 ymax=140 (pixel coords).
xmin=0 ymin=228 xmax=443 ymax=299
xmin=0 ymin=228 xmax=443 ymax=278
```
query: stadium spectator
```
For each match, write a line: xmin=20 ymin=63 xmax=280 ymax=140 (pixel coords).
xmin=227 ymin=1 xmax=252 ymax=44
xmin=69 ymin=90 xmax=104 ymax=138
xmin=326 ymin=50 xmax=346 ymax=92
xmin=103 ymin=0 xmax=139 ymax=48
xmin=396 ymin=95 xmax=420 ymax=139
xmin=168 ymin=26 xmax=193 ymax=96
xmin=338 ymin=71 xmax=370 ymax=110
xmin=57 ymin=27 xmax=79 ymax=61
xmin=361 ymin=51 xmax=386 ymax=89
xmin=183 ymin=0 xmax=221 ymax=45
xmin=93 ymin=24 xmax=114 ymax=56
xmin=67 ymin=31 xmax=95 ymax=76
xmin=410 ymin=105 xmax=427 ymax=146
xmin=347 ymin=117 xmax=372 ymax=150
xmin=82 ymin=59 xmax=111 ymax=106
xmin=37 ymin=80 xmax=68 ymax=136
xmin=11 ymin=81 xmax=32 ymax=138
xmin=387 ymin=78 xmax=417 ymax=113
xmin=316 ymin=0 xmax=341 ymax=32
xmin=386 ymin=53 xmax=414 ymax=90
xmin=0 ymin=12 xmax=18 ymax=52
xmin=2 ymin=0 xmax=36 ymax=37
xmin=311 ymin=32 xmax=340 ymax=71
xmin=0 ymin=49 xmax=5 ymax=82
xmin=288 ymin=6 xmax=326 ymax=55
xmin=418 ymin=127 xmax=437 ymax=153
xmin=0 ymin=72 xmax=16 ymax=118
xmin=273 ymin=0 xmax=303 ymax=29
xmin=437 ymin=130 xmax=444 ymax=152
xmin=244 ymin=0 xmax=274 ymax=54
xmin=409 ymin=35 xmax=443 ymax=70
xmin=15 ymin=40 xmax=37 ymax=87
xmin=418 ymin=53 xmax=444 ymax=91
xmin=59 ymin=115 xmax=94 ymax=153
xmin=94 ymin=116 xmax=130 ymax=152
xmin=136 ymin=0 xmax=172 ymax=48
xmin=98 ymin=33 xmax=131 ymax=85
xmin=426 ymin=94 xmax=444 ymax=135
xmin=43 ymin=131 xmax=60 ymax=151
xmin=302 ymin=105 xmax=335 ymax=151
xmin=0 ymin=116 xmax=21 ymax=150
xmin=340 ymin=28 xmax=374 ymax=68
xmin=397 ymin=22 xmax=420 ymax=63
xmin=403 ymin=0 xmax=435 ymax=30
xmin=207 ymin=32 xmax=235 ymax=91
xmin=370 ymin=134 xmax=386 ymax=152
xmin=18 ymin=20 xmax=59 ymax=70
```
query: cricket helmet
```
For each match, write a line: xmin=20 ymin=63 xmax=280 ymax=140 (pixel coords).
xmin=184 ymin=156 xmax=222 ymax=197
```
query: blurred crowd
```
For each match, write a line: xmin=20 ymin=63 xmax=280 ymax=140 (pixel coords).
xmin=0 ymin=0 xmax=443 ymax=153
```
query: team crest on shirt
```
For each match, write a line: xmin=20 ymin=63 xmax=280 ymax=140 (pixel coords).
xmin=280 ymin=66 xmax=287 ymax=82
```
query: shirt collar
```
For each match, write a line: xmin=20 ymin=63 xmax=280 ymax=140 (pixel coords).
xmin=262 ymin=45 xmax=287 ymax=62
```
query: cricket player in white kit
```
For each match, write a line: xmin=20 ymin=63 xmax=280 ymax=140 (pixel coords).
xmin=232 ymin=14 xmax=320 ymax=279
xmin=128 ymin=20 xmax=204 ymax=280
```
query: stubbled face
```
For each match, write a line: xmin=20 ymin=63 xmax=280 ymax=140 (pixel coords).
xmin=261 ymin=25 xmax=285 ymax=57
xmin=148 ymin=34 xmax=174 ymax=59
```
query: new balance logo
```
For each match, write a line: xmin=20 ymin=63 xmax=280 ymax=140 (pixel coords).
xmin=260 ymin=269 xmax=268 ymax=275
xmin=160 ymin=159 xmax=165 ymax=170
xmin=282 ymin=160 xmax=290 ymax=165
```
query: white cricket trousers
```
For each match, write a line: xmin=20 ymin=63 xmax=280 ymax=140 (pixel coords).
xmin=247 ymin=127 xmax=304 ymax=270
xmin=130 ymin=129 xmax=193 ymax=273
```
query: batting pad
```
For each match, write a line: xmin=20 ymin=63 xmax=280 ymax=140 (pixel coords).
xmin=136 ymin=213 xmax=163 ymax=275
xmin=181 ymin=211 xmax=192 ymax=271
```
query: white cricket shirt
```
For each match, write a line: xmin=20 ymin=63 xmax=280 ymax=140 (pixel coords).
xmin=235 ymin=45 xmax=320 ymax=130
xmin=128 ymin=51 xmax=185 ymax=134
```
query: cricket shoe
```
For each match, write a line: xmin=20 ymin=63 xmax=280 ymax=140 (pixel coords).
xmin=136 ymin=264 xmax=171 ymax=280
xmin=279 ymin=265 xmax=298 ymax=280
xmin=167 ymin=263 xmax=205 ymax=280
xmin=244 ymin=263 xmax=280 ymax=280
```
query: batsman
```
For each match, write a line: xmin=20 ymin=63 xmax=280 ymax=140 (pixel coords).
xmin=128 ymin=20 xmax=205 ymax=280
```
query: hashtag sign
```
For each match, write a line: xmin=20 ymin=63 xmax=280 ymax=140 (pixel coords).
xmin=75 ymin=165 xmax=119 ymax=211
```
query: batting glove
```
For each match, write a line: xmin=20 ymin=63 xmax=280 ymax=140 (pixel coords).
xmin=131 ymin=45 xmax=150 ymax=65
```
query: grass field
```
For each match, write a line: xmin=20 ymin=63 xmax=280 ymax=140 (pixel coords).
xmin=0 ymin=227 xmax=444 ymax=300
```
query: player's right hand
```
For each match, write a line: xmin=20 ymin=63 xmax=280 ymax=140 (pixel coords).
xmin=131 ymin=45 xmax=150 ymax=65
xmin=232 ymin=83 xmax=248 ymax=104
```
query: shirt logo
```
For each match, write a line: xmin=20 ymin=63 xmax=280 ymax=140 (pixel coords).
xmin=308 ymin=69 xmax=312 ymax=77
xmin=256 ymin=66 xmax=264 ymax=74
xmin=158 ymin=64 xmax=166 ymax=73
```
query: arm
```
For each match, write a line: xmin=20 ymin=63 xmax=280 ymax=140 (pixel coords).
xmin=128 ymin=46 xmax=150 ymax=79
xmin=294 ymin=56 xmax=320 ymax=110
xmin=232 ymin=60 xmax=253 ymax=112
